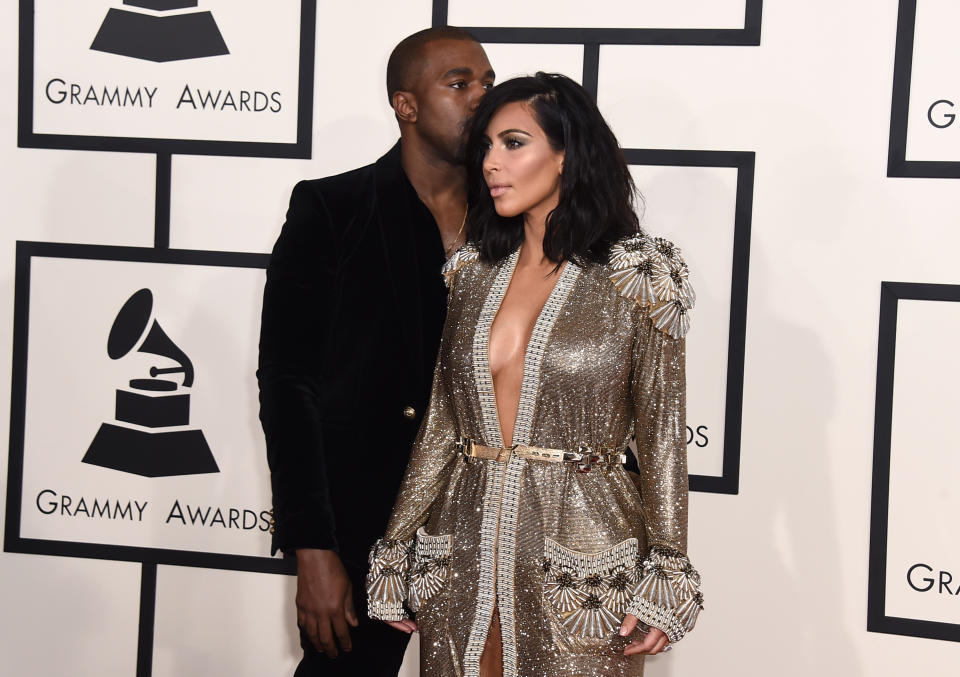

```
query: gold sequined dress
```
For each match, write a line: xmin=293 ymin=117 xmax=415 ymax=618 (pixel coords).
xmin=366 ymin=233 xmax=703 ymax=677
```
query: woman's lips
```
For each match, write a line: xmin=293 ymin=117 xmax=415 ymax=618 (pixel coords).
xmin=488 ymin=184 xmax=510 ymax=197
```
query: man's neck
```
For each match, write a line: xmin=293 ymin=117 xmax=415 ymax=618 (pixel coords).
xmin=400 ymin=136 xmax=467 ymax=207
xmin=399 ymin=136 xmax=469 ymax=254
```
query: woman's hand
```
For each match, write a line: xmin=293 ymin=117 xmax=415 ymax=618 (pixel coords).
xmin=619 ymin=614 xmax=671 ymax=655
xmin=385 ymin=619 xmax=419 ymax=634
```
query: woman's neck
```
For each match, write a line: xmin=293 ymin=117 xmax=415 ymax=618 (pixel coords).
xmin=519 ymin=207 xmax=554 ymax=268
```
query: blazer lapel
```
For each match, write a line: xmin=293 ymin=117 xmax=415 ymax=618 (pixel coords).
xmin=372 ymin=142 xmax=433 ymax=395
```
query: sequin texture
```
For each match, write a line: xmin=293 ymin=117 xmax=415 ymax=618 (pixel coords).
xmin=367 ymin=235 xmax=702 ymax=676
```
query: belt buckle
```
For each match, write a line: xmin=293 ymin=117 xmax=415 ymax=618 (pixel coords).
xmin=575 ymin=445 xmax=594 ymax=473
xmin=596 ymin=446 xmax=617 ymax=472
xmin=457 ymin=436 xmax=475 ymax=464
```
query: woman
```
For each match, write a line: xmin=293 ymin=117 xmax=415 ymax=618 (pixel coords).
xmin=366 ymin=73 xmax=702 ymax=677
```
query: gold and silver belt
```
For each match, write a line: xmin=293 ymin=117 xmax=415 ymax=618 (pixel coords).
xmin=455 ymin=436 xmax=626 ymax=473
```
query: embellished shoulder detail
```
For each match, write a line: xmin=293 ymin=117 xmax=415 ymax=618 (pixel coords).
xmin=608 ymin=233 xmax=696 ymax=339
xmin=441 ymin=242 xmax=480 ymax=289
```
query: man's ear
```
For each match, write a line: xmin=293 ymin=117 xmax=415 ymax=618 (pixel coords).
xmin=392 ymin=91 xmax=418 ymax=124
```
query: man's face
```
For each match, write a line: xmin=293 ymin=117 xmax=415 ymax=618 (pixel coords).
xmin=411 ymin=39 xmax=495 ymax=163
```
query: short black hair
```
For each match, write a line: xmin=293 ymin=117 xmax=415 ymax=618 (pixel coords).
xmin=464 ymin=72 xmax=641 ymax=265
xmin=386 ymin=26 xmax=479 ymax=104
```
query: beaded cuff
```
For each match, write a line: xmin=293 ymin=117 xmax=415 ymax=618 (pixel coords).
xmin=624 ymin=545 xmax=704 ymax=643
xmin=608 ymin=233 xmax=695 ymax=339
xmin=366 ymin=537 xmax=413 ymax=622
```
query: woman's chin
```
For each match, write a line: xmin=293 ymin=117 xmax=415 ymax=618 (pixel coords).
xmin=493 ymin=204 xmax=522 ymax=218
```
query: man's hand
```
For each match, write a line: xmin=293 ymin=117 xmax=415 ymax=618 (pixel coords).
xmin=619 ymin=614 xmax=671 ymax=655
xmin=295 ymin=549 xmax=359 ymax=657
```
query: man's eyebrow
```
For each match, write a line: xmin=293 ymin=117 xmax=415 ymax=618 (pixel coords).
xmin=441 ymin=67 xmax=473 ymax=79
xmin=441 ymin=67 xmax=497 ymax=80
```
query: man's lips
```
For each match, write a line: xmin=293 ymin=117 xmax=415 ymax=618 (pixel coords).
xmin=488 ymin=184 xmax=510 ymax=197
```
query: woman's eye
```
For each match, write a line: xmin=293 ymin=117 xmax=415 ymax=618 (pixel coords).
xmin=506 ymin=138 xmax=523 ymax=149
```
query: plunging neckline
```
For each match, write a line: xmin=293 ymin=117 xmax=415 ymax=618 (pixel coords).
xmin=475 ymin=249 xmax=580 ymax=450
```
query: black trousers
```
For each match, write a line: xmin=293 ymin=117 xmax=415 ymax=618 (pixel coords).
xmin=293 ymin=565 xmax=411 ymax=677
xmin=294 ymin=619 xmax=411 ymax=677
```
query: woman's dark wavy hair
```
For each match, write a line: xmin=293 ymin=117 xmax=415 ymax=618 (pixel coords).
xmin=465 ymin=72 xmax=641 ymax=265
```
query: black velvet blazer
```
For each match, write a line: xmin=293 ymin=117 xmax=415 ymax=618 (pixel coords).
xmin=257 ymin=143 xmax=447 ymax=569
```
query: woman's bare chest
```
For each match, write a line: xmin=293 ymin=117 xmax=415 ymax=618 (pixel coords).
xmin=488 ymin=266 xmax=560 ymax=379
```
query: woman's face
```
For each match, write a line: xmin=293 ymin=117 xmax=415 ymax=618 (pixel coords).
xmin=481 ymin=101 xmax=564 ymax=223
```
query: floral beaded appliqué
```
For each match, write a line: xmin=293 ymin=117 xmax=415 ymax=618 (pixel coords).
xmin=407 ymin=528 xmax=453 ymax=612
xmin=608 ymin=233 xmax=695 ymax=339
xmin=543 ymin=537 xmax=639 ymax=638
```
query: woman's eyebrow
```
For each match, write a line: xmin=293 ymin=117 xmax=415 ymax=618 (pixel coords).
xmin=497 ymin=128 xmax=532 ymax=138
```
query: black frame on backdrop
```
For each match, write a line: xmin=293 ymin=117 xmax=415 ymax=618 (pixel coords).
xmin=3 ymin=241 xmax=290 ymax=573
xmin=5 ymin=242 xmax=290 ymax=675
xmin=432 ymin=0 xmax=763 ymax=45
xmin=435 ymin=0 xmax=762 ymax=99
xmin=5 ymin=241 xmax=291 ymax=675
xmin=868 ymin=281 xmax=960 ymax=643
xmin=626 ymin=149 xmax=753 ymax=496
xmin=17 ymin=0 xmax=317 ymax=158
xmin=888 ymin=0 xmax=960 ymax=178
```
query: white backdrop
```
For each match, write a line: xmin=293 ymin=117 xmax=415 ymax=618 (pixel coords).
xmin=2 ymin=1 xmax=960 ymax=675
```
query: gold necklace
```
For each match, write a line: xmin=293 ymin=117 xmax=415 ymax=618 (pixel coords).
xmin=445 ymin=204 xmax=468 ymax=258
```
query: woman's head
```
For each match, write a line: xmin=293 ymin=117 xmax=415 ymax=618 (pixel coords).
xmin=465 ymin=72 xmax=640 ymax=264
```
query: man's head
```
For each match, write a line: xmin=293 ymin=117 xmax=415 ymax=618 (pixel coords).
xmin=387 ymin=27 xmax=494 ymax=163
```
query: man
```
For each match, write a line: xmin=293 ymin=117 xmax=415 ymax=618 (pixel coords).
xmin=257 ymin=27 xmax=494 ymax=677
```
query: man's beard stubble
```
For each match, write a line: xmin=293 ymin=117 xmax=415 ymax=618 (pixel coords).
xmin=450 ymin=114 xmax=475 ymax=165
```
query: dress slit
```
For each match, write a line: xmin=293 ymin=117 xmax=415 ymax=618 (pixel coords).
xmin=479 ymin=606 xmax=504 ymax=677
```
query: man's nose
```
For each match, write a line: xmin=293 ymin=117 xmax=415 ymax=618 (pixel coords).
xmin=469 ymin=83 xmax=486 ymax=111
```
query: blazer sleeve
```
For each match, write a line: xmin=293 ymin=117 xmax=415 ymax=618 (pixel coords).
xmin=257 ymin=180 xmax=339 ymax=556
xmin=365 ymin=313 xmax=459 ymax=621
xmin=624 ymin=311 xmax=704 ymax=643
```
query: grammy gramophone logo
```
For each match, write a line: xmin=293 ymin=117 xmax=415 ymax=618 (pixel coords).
xmin=82 ymin=288 xmax=219 ymax=477
xmin=90 ymin=1 xmax=229 ymax=63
